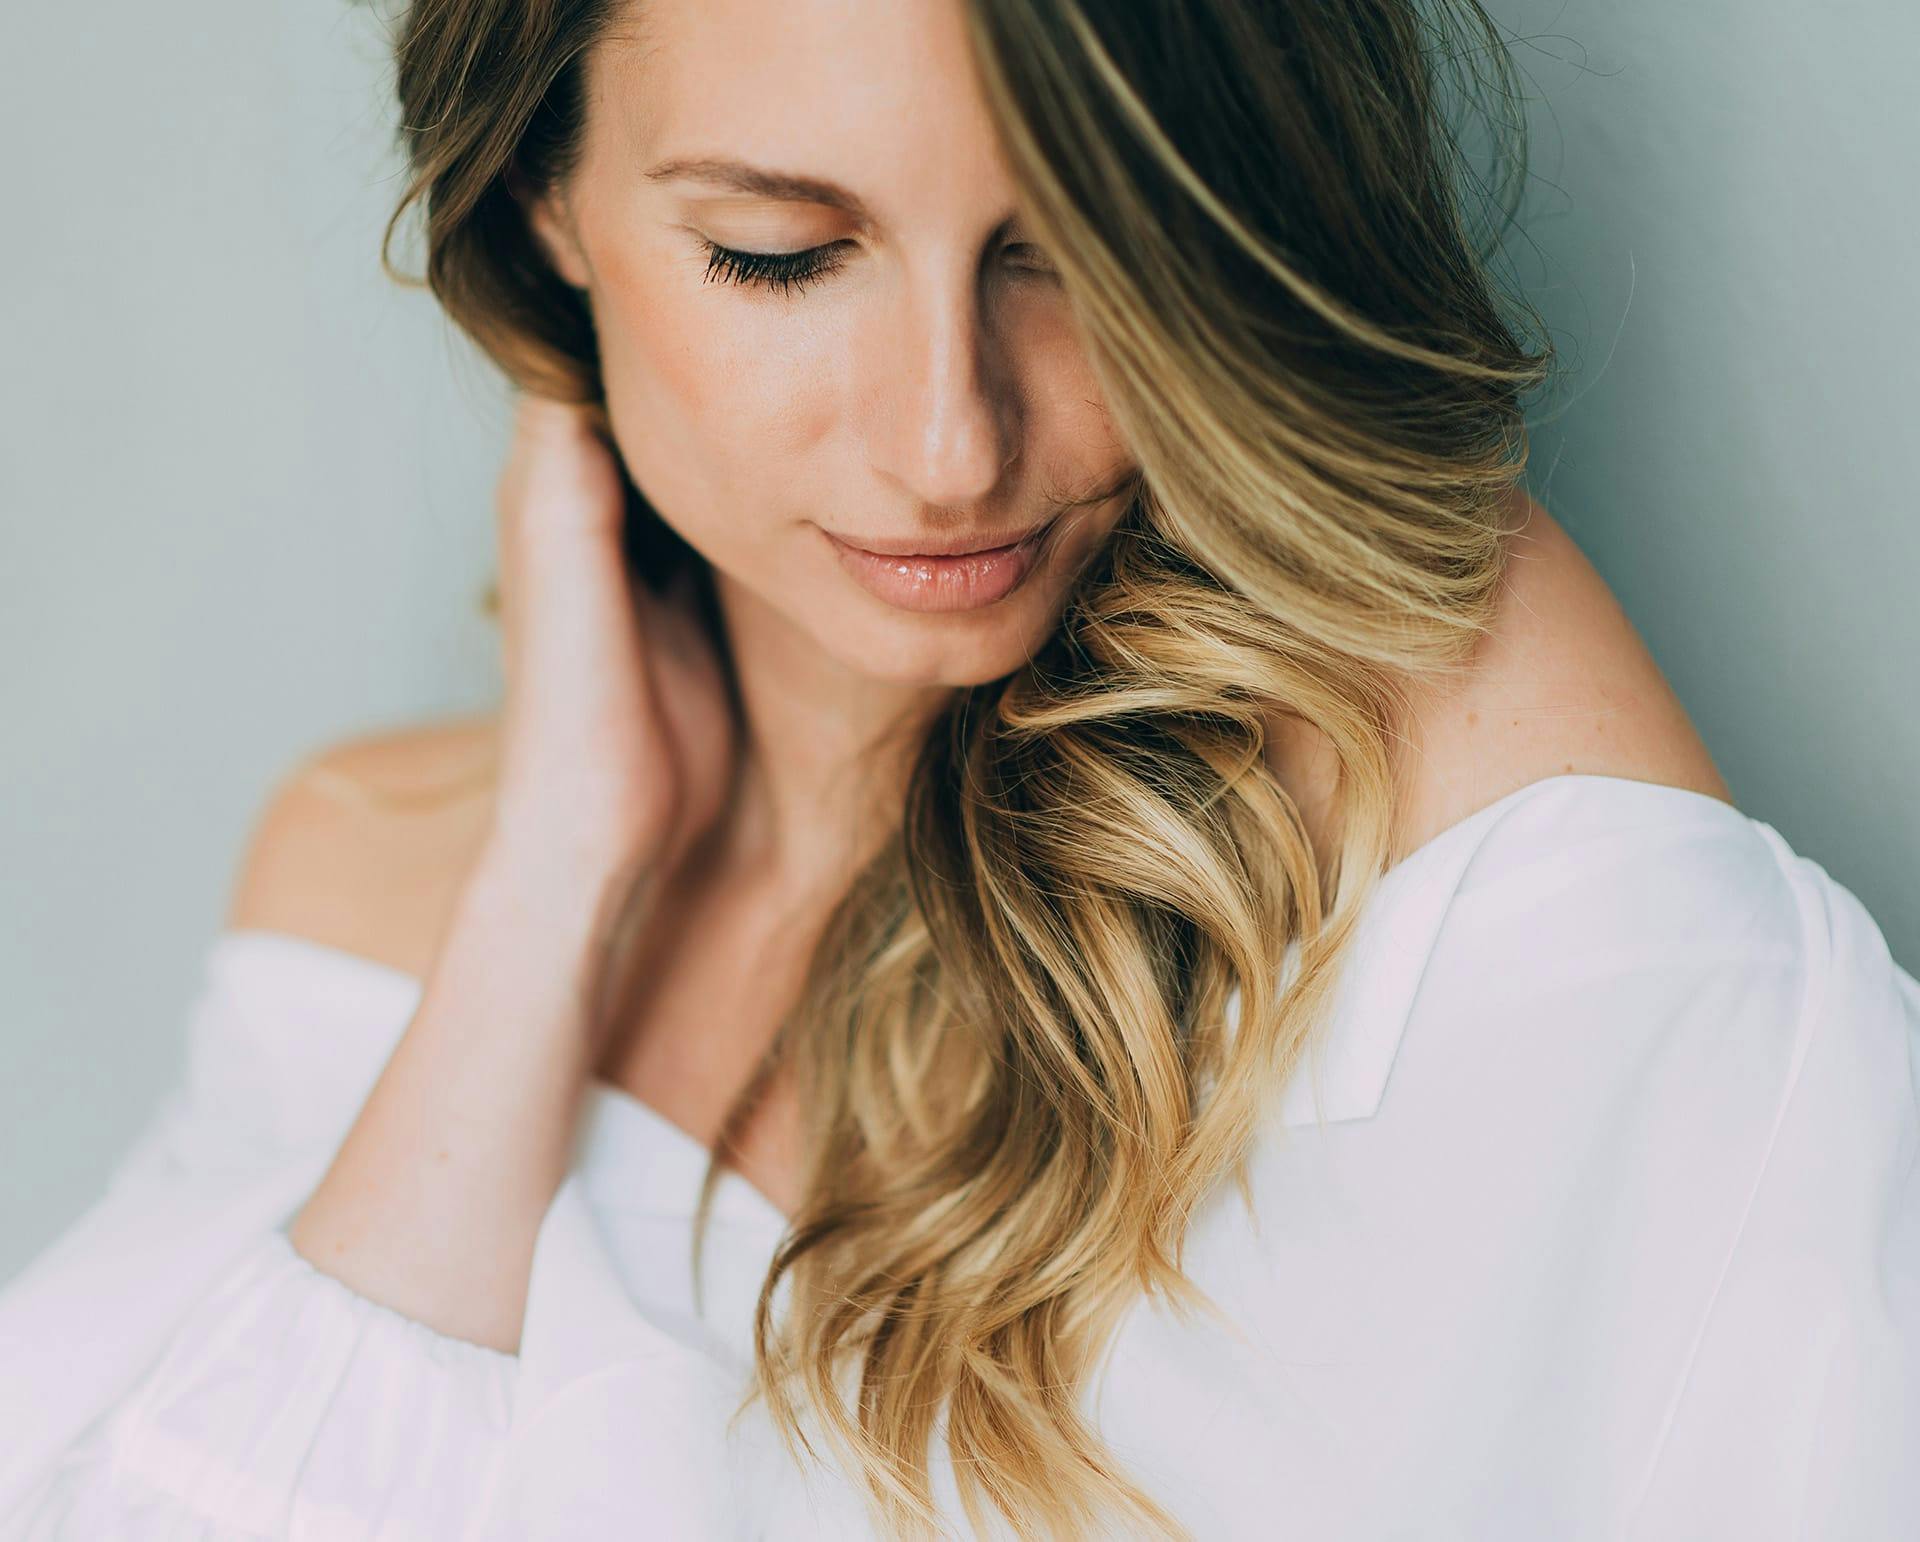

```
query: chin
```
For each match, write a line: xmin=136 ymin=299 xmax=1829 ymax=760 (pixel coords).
xmin=824 ymin=603 xmax=1063 ymax=690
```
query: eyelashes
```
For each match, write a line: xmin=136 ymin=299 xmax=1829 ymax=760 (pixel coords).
xmin=696 ymin=238 xmax=1057 ymax=298
xmin=698 ymin=238 xmax=850 ymax=297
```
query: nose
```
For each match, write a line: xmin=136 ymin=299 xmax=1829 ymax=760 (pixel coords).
xmin=865 ymin=267 xmax=1021 ymax=518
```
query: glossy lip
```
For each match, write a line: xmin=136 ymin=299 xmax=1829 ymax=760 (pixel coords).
xmin=826 ymin=521 xmax=1051 ymax=557
xmin=822 ymin=514 xmax=1060 ymax=613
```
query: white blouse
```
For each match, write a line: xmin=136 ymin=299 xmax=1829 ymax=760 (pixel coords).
xmin=1 ymin=773 xmax=1916 ymax=1540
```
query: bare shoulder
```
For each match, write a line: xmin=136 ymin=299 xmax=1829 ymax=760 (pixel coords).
xmin=1387 ymin=490 xmax=1733 ymax=863
xmin=224 ymin=710 xmax=503 ymax=982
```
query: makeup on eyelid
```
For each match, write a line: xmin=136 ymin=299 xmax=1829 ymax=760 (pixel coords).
xmin=699 ymin=237 xmax=848 ymax=295
xmin=691 ymin=231 xmax=1054 ymax=296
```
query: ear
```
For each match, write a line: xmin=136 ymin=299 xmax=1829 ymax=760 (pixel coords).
xmin=513 ymin=166 xmax=592 ymax=292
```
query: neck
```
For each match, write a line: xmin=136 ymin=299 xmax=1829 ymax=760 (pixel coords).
xmin=708 ymin=573 xmax=952 ymax=902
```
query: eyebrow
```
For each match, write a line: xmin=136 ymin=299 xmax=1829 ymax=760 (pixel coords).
xmin=645 ymin=156 xmax=875 ymax=225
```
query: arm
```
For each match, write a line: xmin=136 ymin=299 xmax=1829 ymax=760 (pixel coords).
xmin=0 ymin=739 xmax=551 ymax=1536
xmin=283 ymin=833 xmax=649 ymax=1354
xmin=277 ymin=392 xmax=736 ymax=1357
xmin=1 ymin=397 xmax=735 ymax=1536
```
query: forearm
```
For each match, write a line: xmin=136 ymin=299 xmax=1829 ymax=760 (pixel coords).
xmin=286 ymin=840 xmax=649 ymax=1354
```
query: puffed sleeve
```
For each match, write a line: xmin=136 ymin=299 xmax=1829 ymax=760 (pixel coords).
xmin=9 ymin=1226 xmax=516 ymax=1540
xmin=1626 ymin=849 xmax=1920 ymax=1539
xmin=0 ymin=932 xmax=519 ymax=1539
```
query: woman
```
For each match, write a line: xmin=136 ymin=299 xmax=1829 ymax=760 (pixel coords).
xmin=2 ymin=0 xmax=1914 ymax=1536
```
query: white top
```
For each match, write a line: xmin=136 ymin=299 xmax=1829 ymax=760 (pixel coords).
xmin=2 ymin=773 xmax=1916 ymax=1540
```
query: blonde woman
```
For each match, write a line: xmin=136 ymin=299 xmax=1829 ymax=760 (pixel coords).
xmin=3 ymin=0 xmax=1914 ymax=1537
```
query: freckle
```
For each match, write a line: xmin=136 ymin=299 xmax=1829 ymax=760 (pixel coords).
xmin=1465 ymin=710 xmax=1479 ymax=727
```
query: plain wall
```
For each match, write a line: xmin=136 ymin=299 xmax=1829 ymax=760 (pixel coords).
xmin=1485 ymin=0 xmax=1918 ymax=974
xmin=1 ymin=1 xmax=508 ymax=1282
xmin=3 ymin=0 xmax=1914 ymax=1283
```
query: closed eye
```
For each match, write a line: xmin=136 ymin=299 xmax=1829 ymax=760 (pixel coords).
xmin=694 ymin=236 xmax=1058 ymax=298
xmin=697 ymin=238 xmax=851 ymax=297
xmin=1003 ymin=242 xmax=1056 ymax=273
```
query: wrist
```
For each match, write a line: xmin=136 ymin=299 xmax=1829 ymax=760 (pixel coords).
xmin=470 ymin=822 xmax=654 ymax=929
xmin=447 ymin=839 xmax=661 ymax=1056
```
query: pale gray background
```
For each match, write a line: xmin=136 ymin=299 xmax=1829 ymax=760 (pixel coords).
xmin=2 ymin=0 xmax=1914 ymax=1283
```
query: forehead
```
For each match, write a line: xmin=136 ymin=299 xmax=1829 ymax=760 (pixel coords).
xmin=582 ymin=0 xmax=1017 ymax=226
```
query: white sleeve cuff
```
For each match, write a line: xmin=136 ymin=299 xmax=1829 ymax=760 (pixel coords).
xmin=14 ymin=1227 xmax=517 ymax=1541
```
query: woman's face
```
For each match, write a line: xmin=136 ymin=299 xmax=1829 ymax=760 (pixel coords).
xmin=529 ymin=0 xmax=1138 ymax=688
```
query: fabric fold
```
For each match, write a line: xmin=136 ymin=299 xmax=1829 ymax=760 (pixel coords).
xmin=2 ymin=772 xmax=1913 ymax=1540
xmin=1623 ymin=839 xmax=1920 ymax=1537
xmin=9 ymin=1228 xmax=516 ymax=1540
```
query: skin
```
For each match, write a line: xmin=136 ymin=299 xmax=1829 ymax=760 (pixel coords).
xmin=527 ymin=0 xmax=1138 ymax=856
xmin=234 ymin=0 xmax=1729 ymax=1351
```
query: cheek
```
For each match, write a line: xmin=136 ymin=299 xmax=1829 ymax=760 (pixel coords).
xmin=1013 ymin=296 xmax=1132 ymax=474
xmin=1027 ymin=376 xmax=1137 ymax=563
xmin=587 ymin=243 xmax=830 ymax=553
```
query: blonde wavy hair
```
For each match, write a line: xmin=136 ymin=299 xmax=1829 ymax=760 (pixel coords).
xmin=372 ymin=0 xmax=1552 ymax=1534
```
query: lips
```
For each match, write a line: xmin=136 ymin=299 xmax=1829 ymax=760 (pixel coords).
xmin=829 ymin=522 xmax=1051 ymax=558
xmin=822 ymin=515 xmax=1058 ymax=613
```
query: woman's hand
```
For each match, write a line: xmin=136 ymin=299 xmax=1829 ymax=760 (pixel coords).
xmin=488 ymin=393 xmax=737 ymax=890
xmin=286 ymin=394 xmax=740 ymax=1351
